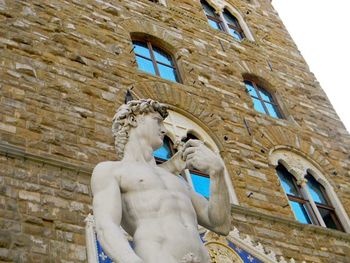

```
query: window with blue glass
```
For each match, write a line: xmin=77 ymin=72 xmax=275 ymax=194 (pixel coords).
xmin=244 ymin=80 xmax=282 ymax=118
xmin=132 ymin=41 xmax=180 ymax=82
xmin=153 ymin=134 xmax=211 ymax=198
xmin=200 ymin=1 xmax=246 ymax=41
xmin=190 ymin=171 xmax=210 ymax=198
xmin=223 ymin=9 xmax=245 ymax=41
xmin=305 ymin=173 xmax=343 ymax=231
xmin=276 ymin=164 xmax=315 ymax=224
xmin=200 ymin=0 xmax=224 ymax=31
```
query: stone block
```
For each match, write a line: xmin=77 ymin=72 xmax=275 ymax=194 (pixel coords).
xmin=247 ymin=169 xmax=267 ymax=181
xmin=18 ymin=190 xmax=40 ymax=203
xmin=0 ymin=122 xmax=16 ymax=133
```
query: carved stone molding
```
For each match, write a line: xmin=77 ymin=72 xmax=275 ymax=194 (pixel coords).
xmin=226 ymin=227 xmax=297 ymax=263
xmin=0 ymin=141 xmax=92 ymax=174
xmin=205 ymin=241 xmax=243 ymax=263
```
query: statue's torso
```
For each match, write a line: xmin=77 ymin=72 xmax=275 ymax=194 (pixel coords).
xmin=115 ymin=162 xmax=210 ymax=263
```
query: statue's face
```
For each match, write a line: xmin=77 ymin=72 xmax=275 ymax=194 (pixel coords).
xmin=134 ymin=112 xmax=166 ymax=150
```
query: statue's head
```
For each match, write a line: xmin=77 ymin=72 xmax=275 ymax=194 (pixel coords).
xmin=112 ymin=99 xmax=168 ymax=160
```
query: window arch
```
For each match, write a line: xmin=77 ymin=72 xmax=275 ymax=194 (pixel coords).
xmin=132 ymin=40 xmax=180 ymax=83
xmin=152 ymin=109 xmax=238 ymax=203
xmin=270 ymin=149 xmax=349 ymax=232
xmin=244 ymin=80 xmax=282 ymax=118
xmin=200 ymin=1 xmax=253 ymax=41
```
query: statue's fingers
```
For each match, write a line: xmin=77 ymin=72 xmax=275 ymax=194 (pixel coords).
xmin=182 ymin=147 xmax=196 ymax=160
xmin=183 ymin=139 xmax=203 ymax=149
xmin=185 ymin=152 xmax=196 ymax=161
xmin=186 ymin=158 xmax=196 ymax=170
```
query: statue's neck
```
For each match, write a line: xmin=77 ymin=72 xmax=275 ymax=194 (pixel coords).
xmin=122 ymin=134 xmax=155 ymax=165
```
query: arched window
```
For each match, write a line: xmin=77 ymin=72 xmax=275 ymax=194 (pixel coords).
xmin=305 ymin=173 xmax=344 ymax=231
xmin=132 ymin=40 xmax=180 ymax=82
xmin=276 ymin=164 xmax=315 ymax=224
xmin=200 ymin=0 xmax=224 ymax=31
xmin=200 ymin=1 xmax=248 ymax=41
xmin=223 ymin=9 xmax=245 ymax=41
xmin=152 ymin=110 xmax=238 ymax=203
xmin=270 ymin=149 xmax=349 ymax=232
xmin=244 ymin=80 xmax=282 ymax=118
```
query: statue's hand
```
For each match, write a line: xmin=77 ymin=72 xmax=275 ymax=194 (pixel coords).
xmin=182 ymin=139 xmax=224 ymax=176
xmin=170 ymin=148 xmax=187 ymax=172
xmin=158 ymin=144 xmax=186 ymax=175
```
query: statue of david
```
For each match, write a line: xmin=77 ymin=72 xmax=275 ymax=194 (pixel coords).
xmin=91 ymin=99 xmax=231 ymax=263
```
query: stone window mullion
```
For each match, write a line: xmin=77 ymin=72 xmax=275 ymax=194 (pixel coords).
xmin=218 ymin=11 xmax=230 ymax=34
xmin=298 ymin=179 xmax=327 ymax=227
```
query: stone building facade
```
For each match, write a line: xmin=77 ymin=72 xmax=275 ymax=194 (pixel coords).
xmin=0 ymin=0 xmax=350 ymax=262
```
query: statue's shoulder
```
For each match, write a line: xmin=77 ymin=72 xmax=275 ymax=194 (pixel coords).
xmin=91 ymin=161 xmax=123 ymax=193
xmin=92 ymin=161 xmax=124 ymax=176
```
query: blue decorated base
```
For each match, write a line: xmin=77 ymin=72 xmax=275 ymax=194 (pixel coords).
xmin=95 ymin=233 xmax=262 ymax=263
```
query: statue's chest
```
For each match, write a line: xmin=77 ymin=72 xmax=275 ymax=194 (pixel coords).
xmin=119 ymin=165 xmax=185 ymax=194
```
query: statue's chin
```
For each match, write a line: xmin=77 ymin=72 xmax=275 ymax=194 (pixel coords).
xmin=153 ymin=140 xmax=164 ymax=151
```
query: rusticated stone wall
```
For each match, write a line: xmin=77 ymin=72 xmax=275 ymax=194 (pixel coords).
xmin=0 ymin=0 xmax=349 ymax=262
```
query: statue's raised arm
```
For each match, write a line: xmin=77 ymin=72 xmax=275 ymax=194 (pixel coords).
xmin=182 ymin=139 xmax=231 ymax=235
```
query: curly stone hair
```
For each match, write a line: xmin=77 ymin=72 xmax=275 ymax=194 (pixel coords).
xmin=112 ymin=99 xmax=168 ymax=160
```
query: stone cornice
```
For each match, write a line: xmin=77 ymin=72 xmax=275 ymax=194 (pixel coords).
xmin=0 ymin=142 xmax=92 ymax=175
xmin=231 ymin=204 xmax=350 ymax=241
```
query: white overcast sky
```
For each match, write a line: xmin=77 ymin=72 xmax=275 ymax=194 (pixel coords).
xmin=272 ymin=0 xmax=350 ymax=132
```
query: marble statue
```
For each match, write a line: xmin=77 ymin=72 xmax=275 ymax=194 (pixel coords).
xmin=91 ymin=99 xmax=231 ymax=263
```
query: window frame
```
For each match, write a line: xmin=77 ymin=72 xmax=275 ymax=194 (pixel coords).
xmin=287 ymin=195 xmax=318 ymax=224
xmin=132 ymin=40 xmax=181 ymax=83
xmin=277 ymin=165 xmax=318 ymax=224
xmin=244 ymin=80 xmax=283 ymax=118
xmin=200 ymin=1 xmax=246 ymax=41
xmin=305 ymin=173 xmax=344 ymax=231
xmin=207 ymin=15 xmax=225 ymax=31
xmin=270 ymin=150 xmax=349 ymax=232
xmin=223 ymin=9 xmax=245 ymax=40
xmin=277 ymin=163 xmax=344 ymax=231
xmin=201 ymin=0 xmax=225 ymax=31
